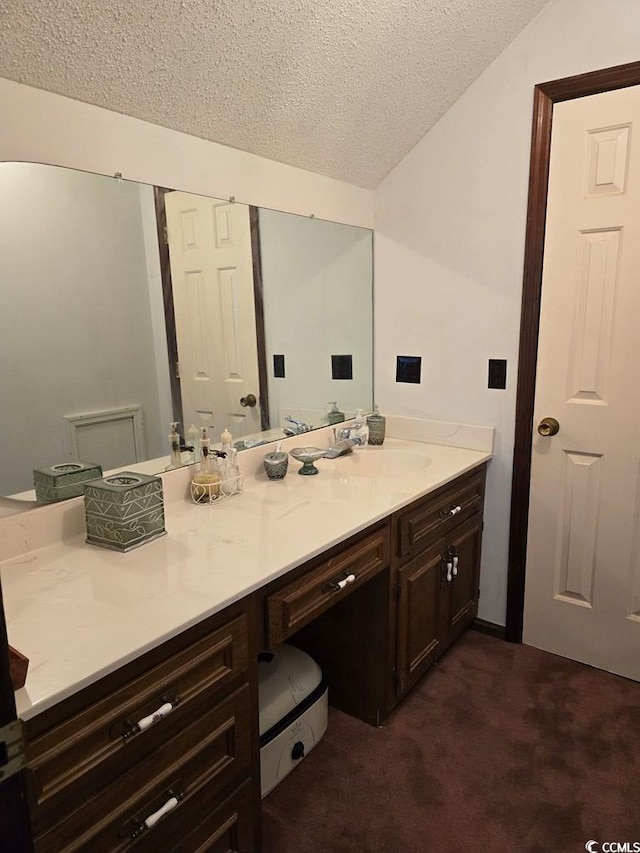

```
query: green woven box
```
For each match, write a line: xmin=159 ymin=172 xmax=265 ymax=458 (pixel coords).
xmin=84 ymin=472 xmax=166 ymax=552
xmin=33 ymin=461 xmax=103 ymax=503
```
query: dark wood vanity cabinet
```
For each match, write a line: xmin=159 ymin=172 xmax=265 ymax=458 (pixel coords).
xmin=259 ymin=464 xmax=486 ymax=725
xmin=262 ymin=521 xmax=392 ymax=727
xmin=19 ymin=463 xmax=487 ymax=850
xmin=258 ymin=466 xmax=486 ymax=725
xmin=392 ymin=465 xmax=486 ymax=702
xmin=24 ymin=598 xmax=261 ymax=853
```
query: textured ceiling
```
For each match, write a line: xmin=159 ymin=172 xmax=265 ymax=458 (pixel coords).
xmin=0 ymin=0 xmax=548 ymax=189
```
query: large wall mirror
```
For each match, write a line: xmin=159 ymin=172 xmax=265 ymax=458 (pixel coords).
xmin=0 ymin=163 xmax=373 ymax=502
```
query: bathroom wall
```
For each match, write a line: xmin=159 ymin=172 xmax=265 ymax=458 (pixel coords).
xmin=4 ymin=0 xmax=640 ymax=624
xmin=374 ymin=0 xmax=640 ymax=626
xmin=0 ymin=163 xmax=169 ymax=494
xmin=0 ymin=78 xmax=373 ymax=230
xmin=259 ymin=208 xmax=373 ymax=429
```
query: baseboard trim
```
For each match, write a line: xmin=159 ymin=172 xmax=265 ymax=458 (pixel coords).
xmin=470 ymin=617 xmax=507 ymax=640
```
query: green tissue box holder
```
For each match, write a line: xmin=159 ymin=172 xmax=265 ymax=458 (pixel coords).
xmin=84 ymin=472 xmax=166 ymax=552
xmin=33 ymin=461 xmax=103 ymax=502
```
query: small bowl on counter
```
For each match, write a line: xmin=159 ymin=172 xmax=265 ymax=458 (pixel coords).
xmin=289 ymin=447 xmax=326 ymax=476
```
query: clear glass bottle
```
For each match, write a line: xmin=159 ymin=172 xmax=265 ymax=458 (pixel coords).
xmin=353 ymin=409 xmax=369 ymax=444
xmin=191 ymin=427 xmax=219 ymax=501
xmin=165 ymin=422 xmax=182 ymax=470
xmin=219 ymin=428 xmax=234 ymax=495
xmin=221 ymin=447 xmax=243 ymax=496
xmin=187 ymin=424 xmax=200 ymax=463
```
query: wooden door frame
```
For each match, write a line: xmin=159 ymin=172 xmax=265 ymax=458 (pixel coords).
xmin=0 ymin=579 xmax=34 ymax=850
xmin=506 ymin=60 xmax=640 ymax=643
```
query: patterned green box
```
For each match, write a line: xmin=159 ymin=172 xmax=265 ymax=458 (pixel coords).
xmin=33 ymin=461 xmax=103 ymax=503
xmin=84 ymin=472 xmax=166 ymax=552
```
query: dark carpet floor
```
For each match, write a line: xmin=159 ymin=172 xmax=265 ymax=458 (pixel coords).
xmin=262 ymin=630 xmax=640 ymax=853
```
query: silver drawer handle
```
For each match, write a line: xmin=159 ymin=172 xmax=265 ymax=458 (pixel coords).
xmin=144 ymin=796 xmax=179 ymax=830
xmin=452 ymin=555 xmax=458 ymax=577
xmin=449 ymin=505 xmax=462 ymax=516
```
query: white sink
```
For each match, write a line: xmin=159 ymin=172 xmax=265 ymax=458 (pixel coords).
xmin=331 ymin=448 xmax=430 ymax=478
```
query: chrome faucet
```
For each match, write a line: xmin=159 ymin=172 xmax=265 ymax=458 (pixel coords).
xmin=283 ymin=416 xmax=312 ymax=436
xmin=323 ymin=426 xmax=361 ymax=458
xmin=334 ymin=425 xmax=365 ymax=445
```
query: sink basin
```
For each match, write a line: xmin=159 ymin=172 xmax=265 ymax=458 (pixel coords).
xmin=334 ymin=448 xmax=430 ymax=478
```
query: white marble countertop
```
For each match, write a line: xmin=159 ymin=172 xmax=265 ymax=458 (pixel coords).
xmin=0 ymin=417 xmax=492 ymax=721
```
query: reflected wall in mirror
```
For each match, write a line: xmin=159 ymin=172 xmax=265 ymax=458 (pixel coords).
xmin=0 ymin=163 xmax=373 ymax=501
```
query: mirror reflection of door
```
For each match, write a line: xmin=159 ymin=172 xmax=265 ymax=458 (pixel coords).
xmin=162 ymin=191 xmax=265 ymax=441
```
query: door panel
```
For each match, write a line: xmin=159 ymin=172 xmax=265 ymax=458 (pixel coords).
xmin=396 ymin=539 xmax=443 ymax=695
xmin=165 ymin=193 xmax=261 ymax=440
xmin=524 ymin=85 xmax=640 ymax=680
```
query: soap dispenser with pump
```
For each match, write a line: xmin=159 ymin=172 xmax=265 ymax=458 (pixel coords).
xmin=326 ymin=402 xmax=345 ymax=425
xmin=367 ymin=404 xmax=386 ymax=445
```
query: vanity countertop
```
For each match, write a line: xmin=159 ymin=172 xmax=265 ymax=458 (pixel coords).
xmin=1 ymin=419 xmax=492 ymax=721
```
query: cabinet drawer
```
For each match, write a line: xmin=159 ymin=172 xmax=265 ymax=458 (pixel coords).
xmin=396 ymin=468 xmax=485 ymax=561
xmin=34 ymin=683 xmax=253 ymax=852
xmin=176 ymin=778 xmax=255 ymax=853
xmin=28 ymin=612 xmax=249 ymax=820
xmin=267 ymin=525 xmax=390 ymax=646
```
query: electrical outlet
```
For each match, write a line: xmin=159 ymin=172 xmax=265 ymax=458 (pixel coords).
xmin=273 ymin=354 xmax=285 ymax=378
xmin=332 ymin=354 xmax=353 ymax=380
xmin=488 ymin=359 xmax=507 ymax=389
xmin=396 ymin=356 xmax=422 ymax=384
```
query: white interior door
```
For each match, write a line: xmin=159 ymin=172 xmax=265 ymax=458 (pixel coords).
xmin=523 ymin=86 xmax=640 ymax=680
xmin=164 ymin=192 xmax=261 ymax=441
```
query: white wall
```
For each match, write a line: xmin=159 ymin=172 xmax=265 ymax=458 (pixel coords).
xmin=374 ymin=0 xmax=640 ymax=626
xmin=259 ymin=209 xmax=373 ymax=429
xmin=0 ymin=78 xmax=373 ymax=229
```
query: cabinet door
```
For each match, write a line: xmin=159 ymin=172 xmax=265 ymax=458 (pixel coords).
xmin=396 ymin=537 xmax=445 ymax=696
xmin=443 ymin=514 xmax=483 ymax=647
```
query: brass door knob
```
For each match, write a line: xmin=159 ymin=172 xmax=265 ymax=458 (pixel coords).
xmin=240 ymin=394 xmax=257 ymax=408
xmin=537 ymin=417 xmax=560 ymax=437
